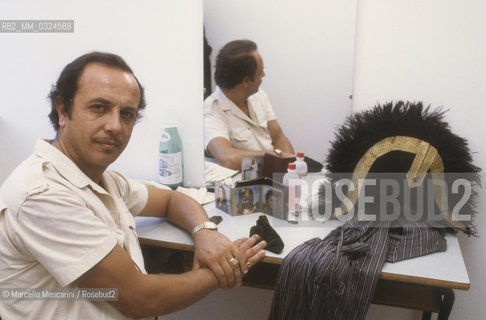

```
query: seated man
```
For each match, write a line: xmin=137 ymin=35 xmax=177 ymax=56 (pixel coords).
xmin=204 ymin=40 xmax=294 ymax=169
xmin=0 ymin=52 xmax=266 ymax=319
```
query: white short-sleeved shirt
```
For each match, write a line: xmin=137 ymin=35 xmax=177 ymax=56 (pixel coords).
xmin=204 ymin=87 xmax=277 ymax=152
xmin=0 ymin=139 xmax=150 ymax=320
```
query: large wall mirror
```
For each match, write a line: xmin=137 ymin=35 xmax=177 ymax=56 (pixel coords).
xmin=203 ymin=0 xmax=357 ymax=162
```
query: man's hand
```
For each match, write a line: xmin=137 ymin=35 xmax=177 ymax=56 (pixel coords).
xmin=192 ymin=231 xmax=266 ymax=289
xmin=192 ymin=230 xmax=245 ymax=289
xmin=141 ymin=185 xmax=268 ymax=289
xmin=233 ymin=234 xmax=266 ymax=270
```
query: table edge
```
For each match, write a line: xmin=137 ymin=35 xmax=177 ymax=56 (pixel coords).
xmin=139 ymin=237 xmax=470 ymax=291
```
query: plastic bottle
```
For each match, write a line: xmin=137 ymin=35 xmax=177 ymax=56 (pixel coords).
xmin=282 ymin=162 xmax=301 ymax=217
xmin=282 ymin=163 xmax=298 ymax=187
xmin=158 ymin=126 xmax=183 ymax=188
xmin=294 ymin=152 xmax=308 ymax=177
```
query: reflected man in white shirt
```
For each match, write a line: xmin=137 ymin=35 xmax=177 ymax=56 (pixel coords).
xmin=204 ymin=40 xmax=294 ymax=169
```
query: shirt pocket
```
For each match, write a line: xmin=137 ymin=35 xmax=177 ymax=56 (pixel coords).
xmin=231 ymin=126 xmax=252 ymax=142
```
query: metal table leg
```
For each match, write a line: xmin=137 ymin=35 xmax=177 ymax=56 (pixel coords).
xmin=437 ymin=288 xmax=455 ymax=320
xmin=422 ymin=311 xmax=431 ymax=320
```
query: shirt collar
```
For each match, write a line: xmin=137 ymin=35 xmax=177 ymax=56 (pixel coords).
xmin=34 ymin=139 xmax=108 ymax=194
xmin=215 ymin=86 xmax=259 ymax=123
xmin=214 ymin=86 xmax=234 ymax=112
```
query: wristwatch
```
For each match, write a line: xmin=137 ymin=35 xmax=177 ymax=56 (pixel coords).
xmin=274 ymin=148 xmax=283 ymax=156
xmin=191 ymin=221 xmax=218 ymax=236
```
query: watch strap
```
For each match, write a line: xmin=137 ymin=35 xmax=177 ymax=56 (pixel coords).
xmin=191 ymin=221 xmax=218 ymax=236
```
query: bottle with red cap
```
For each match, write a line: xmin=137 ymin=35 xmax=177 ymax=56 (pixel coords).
xmin=294 ymin=152 xmax=308 ymax=177
xmin=283 ymin=162 xmax=301 ymax=217
xmin=283 ymin=162 xmax=298 ymax=187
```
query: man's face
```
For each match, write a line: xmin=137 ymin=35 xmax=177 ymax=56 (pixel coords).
xmin=248 ymin=50 xmax=265 ymax=95
xmin=56 ymin=63 xmax=140 ymax=178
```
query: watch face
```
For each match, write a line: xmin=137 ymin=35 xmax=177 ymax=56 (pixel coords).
xmin=204 ymin=221 xmax=218 ymax=229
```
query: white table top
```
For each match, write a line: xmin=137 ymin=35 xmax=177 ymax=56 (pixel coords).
xmin=135 ymin=202 xmax=470 ymax=290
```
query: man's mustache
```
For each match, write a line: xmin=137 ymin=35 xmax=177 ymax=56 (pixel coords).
xmin=93 ymin=135 xmax=122 ymax=147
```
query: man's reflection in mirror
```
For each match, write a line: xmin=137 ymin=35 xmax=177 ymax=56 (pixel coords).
xmin=204 ymin=40 xmax=294 ymax=170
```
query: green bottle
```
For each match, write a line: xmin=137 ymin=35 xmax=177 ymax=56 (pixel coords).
xmin=158 ymin=126 xmax=183 ymax=188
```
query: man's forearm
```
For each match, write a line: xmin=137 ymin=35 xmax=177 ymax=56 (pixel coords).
xmin=207 ymin=137 xmax=270 ymax=170
xmin=165 ymin=190 xmax=210 ymax=232
xmin=141 ymin=186 xmax=209 ymax=232
xmin=273 ymin=135 xmax=294 ymax=154
xmin=114 ymin=266 xmax=219 ymax=318
xmin=76 ymin=244 xmax=220 ymax=319
xmin=134 ymin=269 xmax=218 ymax=317
xmin=216 ymin=148 xmax=267 ymax=170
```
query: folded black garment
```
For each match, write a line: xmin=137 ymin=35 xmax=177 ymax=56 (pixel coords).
xmin=249 ymin=215 xmax=284 ymax=254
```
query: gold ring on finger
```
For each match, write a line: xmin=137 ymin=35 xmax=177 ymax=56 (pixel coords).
xmin=229 ymin=257 xmax=239 ymax=268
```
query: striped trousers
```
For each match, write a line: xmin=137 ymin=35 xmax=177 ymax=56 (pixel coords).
xmin=269 ymin=221 xmax=447 ymax=320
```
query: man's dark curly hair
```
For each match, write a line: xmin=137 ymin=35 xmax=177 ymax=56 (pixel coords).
xmin=214 ymin=40 xmax=258 ymax=89
xmin=48 ymin=51 xmax=146 ymax=131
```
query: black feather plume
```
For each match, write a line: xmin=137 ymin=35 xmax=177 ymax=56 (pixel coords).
xmin=321 ymin=101 xmax=481 ymax=235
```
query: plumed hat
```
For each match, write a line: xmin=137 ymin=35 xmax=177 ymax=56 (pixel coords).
xmin=321 ymin=101 xmax=481 ymax=235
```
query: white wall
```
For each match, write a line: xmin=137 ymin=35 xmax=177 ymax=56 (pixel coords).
xmin=0 ymin=0 xmax=204 ymax=187
xmin=204 ymin=0 xmax=357 ymax=162
xmin=353 ymin=1 xmax=486 ymax=319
